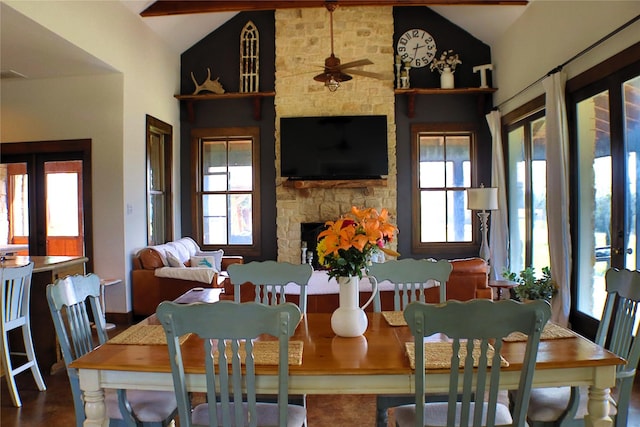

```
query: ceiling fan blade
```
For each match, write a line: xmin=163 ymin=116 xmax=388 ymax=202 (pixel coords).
xmin=346 ymin=69 xmax=388 ymax=80
xmin=335 ymin=59 xmax=373 ymax=70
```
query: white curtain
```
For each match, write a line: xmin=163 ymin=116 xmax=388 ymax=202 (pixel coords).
xmin=543 ymin=71 xmax=572 ymax=326
xmin=486 ymin=110 xmax=509 ymax=281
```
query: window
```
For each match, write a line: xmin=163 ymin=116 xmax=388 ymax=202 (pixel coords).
xmin=411 ymin=124 xmax=475 ymax=253
xmin=192 ymin=127 xmax=261 ymax=256
xmin=146 ymin=115 xmax=173 ymax=246
xmin=504 ymin=106 xmax=550 ymax=275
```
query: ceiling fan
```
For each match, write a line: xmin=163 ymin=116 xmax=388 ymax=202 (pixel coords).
xmin=313 ymin=2 xmax=384 ymax=91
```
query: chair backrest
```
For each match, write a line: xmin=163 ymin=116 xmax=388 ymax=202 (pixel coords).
xmin=156 ymin=300 xmax=302 ymax=427
xmin=228 ymin=261 xmax=313 ymax=313
xmin=369 ymin=258 xmax=453 ymax=311
xmin=1 ymin=262 xmax=35 ymax=328
xmin=595 ymin=268 xmax=640 ymax=422
xmin=404 ymin=299 xmax=551 ymax=427
xmin=46 ymin=273 xmax=107 ymax=427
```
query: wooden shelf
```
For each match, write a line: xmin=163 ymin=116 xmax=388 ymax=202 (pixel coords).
xmin=395 ymin=87 xmax=498 ymax=118
xmin=283 ymin=178 xmax=387 ymax=197
xmin=174 ymin=91 xmax=276 ymax=122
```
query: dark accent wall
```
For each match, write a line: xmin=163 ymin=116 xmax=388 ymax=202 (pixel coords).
xmin=179 ymin=11 xmax=276 ymax=262
xmin=394 ymin=7 xmax=494 ymax=260
xmin=179 ymin=7 xmax=493 ymax=262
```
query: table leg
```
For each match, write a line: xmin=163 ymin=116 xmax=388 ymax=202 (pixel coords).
xmin=584 ymin=385 xmax=613 ymax=427
xmin=79 ymin=369 xmax=108 ymax=426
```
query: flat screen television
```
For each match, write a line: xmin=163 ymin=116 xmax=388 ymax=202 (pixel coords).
xmin=280 ymin=115 xmax=388 ymax=180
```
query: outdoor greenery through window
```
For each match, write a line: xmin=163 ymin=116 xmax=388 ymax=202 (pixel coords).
xmin=411 ymin=124 xmax=474 ymax=252
xmin=193 ymin=127 xmax=260 ymax=256
xmin=506 ymin=110 xmax=550 ymax=276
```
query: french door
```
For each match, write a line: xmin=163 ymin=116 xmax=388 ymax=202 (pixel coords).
xmin=572 ymin=67 xmax=640 ymax=334
xmin=0 ymin=140 xmax=93 ymax=269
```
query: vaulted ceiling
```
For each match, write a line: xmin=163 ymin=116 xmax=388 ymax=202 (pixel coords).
xmin=1 ymin=0 xmax=530 ymax=80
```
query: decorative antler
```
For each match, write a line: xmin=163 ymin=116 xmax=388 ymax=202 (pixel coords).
xmin=191 ymin=68 xmax=226 ymax=95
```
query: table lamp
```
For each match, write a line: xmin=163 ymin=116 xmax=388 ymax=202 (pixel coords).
xmin=466 ymin=184 xmax=499 ymax=263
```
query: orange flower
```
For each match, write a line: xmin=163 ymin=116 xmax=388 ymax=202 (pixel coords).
xmin=316 ymin=206 xmax=399 ymax=280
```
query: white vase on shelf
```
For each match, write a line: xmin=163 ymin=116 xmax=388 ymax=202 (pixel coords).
xmin=440 ymin=67 xmax=455 ymax=89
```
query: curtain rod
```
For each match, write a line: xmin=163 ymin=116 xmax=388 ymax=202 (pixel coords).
xmin=495 ymin=13 xmax=640 ymax=110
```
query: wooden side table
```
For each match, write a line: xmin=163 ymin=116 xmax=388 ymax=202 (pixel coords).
xmin=99 ymin=278 xmax=121 ymax=330
xmin=488 ymin=280 xmax=518 ymax=300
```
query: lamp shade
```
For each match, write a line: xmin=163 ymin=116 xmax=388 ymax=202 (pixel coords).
xmin=467 ymin=187 xmax=498 ymax=211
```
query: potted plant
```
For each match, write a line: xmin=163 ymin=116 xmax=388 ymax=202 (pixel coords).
xmin=502 ymin=266 xmax=557 ymax=302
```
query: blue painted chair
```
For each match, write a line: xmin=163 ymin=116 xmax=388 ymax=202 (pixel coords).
xmin=527 ymin=267 xmax=640 ymax=427
xmin=369 ymin=258 xmax=453 ymax=312
xmin=228 ymin=261 xmax=312 ymax=313
xmin=369 ymin=258 xmax=453 ymax=427
xmin=156 ymin=300 xmax=306 ymax=427
xmin=47 ymin=274 xmax=177 ymax=427
xmin=394 ymin=299 xmax=551 ymax=427
xmin=0 ymin=262 xmax=46 ymax=407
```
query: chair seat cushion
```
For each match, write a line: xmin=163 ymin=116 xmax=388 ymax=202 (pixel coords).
xmin=527 ymin=386 xmax=617 ymax=422
xmin=191 ymin=401 xmax=306 ymax=426
xmin=394 ymin=401 xmax=513 ymax=426
xmin=105 ymin=389 xmax=178 ymax=422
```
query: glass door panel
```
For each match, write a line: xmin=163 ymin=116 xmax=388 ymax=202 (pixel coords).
xmin=576 ymin=89 xmax=611 ymax=320
xmin=624 ymin=75 xmax=640 ymax=272
xmin=44 ymin=161 xmax=84 ymax=257
xmin=0 ymin=162 xmax=29 ymax=255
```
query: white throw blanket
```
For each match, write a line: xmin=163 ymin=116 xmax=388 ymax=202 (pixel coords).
xmin=154 ymin=267 xmax=216 ymax=284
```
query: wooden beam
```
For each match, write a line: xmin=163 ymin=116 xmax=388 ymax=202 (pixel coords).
xmin=141 ymin=0 xmax=528 ymax=17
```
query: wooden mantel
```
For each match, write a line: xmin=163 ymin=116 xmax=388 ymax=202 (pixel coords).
xmin=283 ymin=178 xmax=387 ymax=197
xmin=175 ymin=92 xmax=276 ymax=122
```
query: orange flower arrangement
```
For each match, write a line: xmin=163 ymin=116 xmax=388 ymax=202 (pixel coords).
xmin=317 ymin=206 xmax=399 ymax=280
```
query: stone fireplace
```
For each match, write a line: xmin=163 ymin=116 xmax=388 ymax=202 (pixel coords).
xmin=274 ymin=6 xmax=398 ymax=264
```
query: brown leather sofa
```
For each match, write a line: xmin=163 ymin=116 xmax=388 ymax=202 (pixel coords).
xmin=132 ymin=247 xmax=243 ymax=317
xmin=226 ymin=257 xmax=491 ymax=313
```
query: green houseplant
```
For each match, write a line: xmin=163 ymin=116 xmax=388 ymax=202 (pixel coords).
xmin=503 ymin=266 xmax=557 ymax=302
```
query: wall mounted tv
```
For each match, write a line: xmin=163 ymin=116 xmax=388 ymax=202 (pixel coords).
xmin=280 ymin=115 xmax=388 ymax=180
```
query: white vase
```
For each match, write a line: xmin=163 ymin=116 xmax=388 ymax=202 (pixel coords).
xmin=331 ymin=276 xmax=378 ymax=337
xmin=440 ymin=67 xmax=454 ymax=89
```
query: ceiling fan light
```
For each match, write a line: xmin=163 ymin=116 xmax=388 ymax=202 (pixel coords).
xmin=326 ymin=76 xmax=340 ymax=92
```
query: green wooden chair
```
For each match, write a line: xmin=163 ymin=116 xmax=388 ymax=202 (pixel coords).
xmin=369 ymin=258 xmax=453 ymax=427
xmin=0 ymin=262 xmax=46 ymax=407
xmin=369 ymin=258 xmax=453 ymax=312
xmin=156 ymin=300 xmax=306 ymax=427
xmin=526 ymin=267 xmax=640 ymax=427
xmin=46 ymin=274 xmax=177 ymax=427
xmin=394 ymin=299 xmax=551 ymax=427
xmin=228 ymin=261 xmax=313 ymax=313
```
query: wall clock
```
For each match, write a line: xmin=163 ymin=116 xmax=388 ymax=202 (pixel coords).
xmin=396 ymin=29 xmax=437 ymax=68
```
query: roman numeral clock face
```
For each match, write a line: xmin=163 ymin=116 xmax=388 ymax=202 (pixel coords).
xmin=396 ymin=29 xmax=437 ymax=68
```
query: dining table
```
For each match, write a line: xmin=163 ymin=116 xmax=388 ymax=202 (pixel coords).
xmin=71 ymin=288 xmax=625 ymax=427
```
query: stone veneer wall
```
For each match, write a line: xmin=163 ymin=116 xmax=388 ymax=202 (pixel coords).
xmin=274 ymin=6 xmax=397 ymax=264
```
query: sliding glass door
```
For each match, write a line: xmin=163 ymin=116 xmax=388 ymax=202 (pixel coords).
xmin=572 ymin=70 xmax=639 ymax=333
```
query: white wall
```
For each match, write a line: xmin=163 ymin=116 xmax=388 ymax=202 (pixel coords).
xmin=1 ymin=1 xmax=181 ymax=314
xmin=493 ymin=0 xmax=640 ymax=114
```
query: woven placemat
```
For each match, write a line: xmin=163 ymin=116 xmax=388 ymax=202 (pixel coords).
xmin=214 ymin=340 xmax=303 ymax=366
xmin=405 ymin=341 xmax=509 ymax=370
xmin=108 ymin=324 xmax=191 ymax=345
xmin=382 ymin=311 xmax=407 ymax=326
xmin=503 ymin=322 xmax=576 ymax=342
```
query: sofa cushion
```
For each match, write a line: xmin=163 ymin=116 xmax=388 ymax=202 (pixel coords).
xmin=155 ymin=267 xmax=217 ymax=284
xmin=190 ymin=255 xmax=218 ymax=270
xmin=167 ymin=252 xmax=185 ymax=268
xmin=166 ymin=241 xmax=191 ymax=263
xmin=196 ymin=249 xmax=224 ymax=272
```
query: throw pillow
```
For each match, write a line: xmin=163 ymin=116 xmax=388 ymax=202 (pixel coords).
xmin=197 ymin=249 xmax=224 ymax=272
xmin=166 ymin=251 xmax=185 ymax=268
xmin=190 ymin=255 xmax=217 ymax=271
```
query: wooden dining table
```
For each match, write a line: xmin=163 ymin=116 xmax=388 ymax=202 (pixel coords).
xmin=71 ymin=288 xmax=624 ymax=427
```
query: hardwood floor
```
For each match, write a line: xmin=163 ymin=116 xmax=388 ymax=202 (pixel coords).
xmin=3 ymin=322 xmax=640 ymax=426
